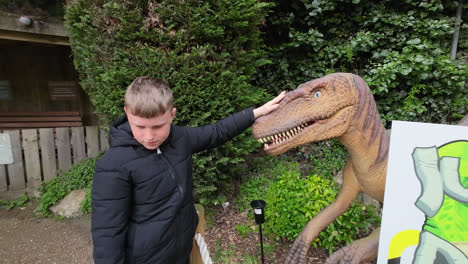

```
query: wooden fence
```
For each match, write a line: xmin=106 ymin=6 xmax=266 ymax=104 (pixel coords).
xmin=1 ymin=126 xmax=208 ymax=263
xmin=0 ymin=126 xmax=109 ymax=199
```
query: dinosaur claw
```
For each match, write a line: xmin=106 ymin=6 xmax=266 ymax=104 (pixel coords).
xmin=284 ymin=236 xmax=309 ymax=264
xmin=325 ymin=233 xmax=379 ymax=264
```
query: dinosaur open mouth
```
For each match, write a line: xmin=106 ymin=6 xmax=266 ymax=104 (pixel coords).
xmin=256 ymin=120 xmax=317 ymax=149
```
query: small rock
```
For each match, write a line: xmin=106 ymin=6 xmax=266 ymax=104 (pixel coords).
xmin=334 ymin=169 xmax=343 ymax=185
xmin=50 ymin=189 xmax=87 ymax=218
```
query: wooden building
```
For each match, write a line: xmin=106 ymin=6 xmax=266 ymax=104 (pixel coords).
xmin=0 ymin=12 xmax=98 ymax=126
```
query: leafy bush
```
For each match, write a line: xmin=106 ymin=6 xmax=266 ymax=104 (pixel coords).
xmin=237 ymin=158 xmax=380 ymax=253
xmin=293 ymin=140 xmax=348 ymax=180
xmin=65 ymin=0 xmax=271 ymax=201
xmin=235 ymin=224 xmax=251 ymax=238
xmin=255 ymin=0 xmax=468 ymax=125
xmin=0 ymin=194 xmax=30 ymax=211
xmin=36 ymin=156 xmax=99 ymax=216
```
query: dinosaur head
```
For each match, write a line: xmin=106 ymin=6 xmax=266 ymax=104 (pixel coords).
xmin=252 ymin=73 xmax=359 ymax=156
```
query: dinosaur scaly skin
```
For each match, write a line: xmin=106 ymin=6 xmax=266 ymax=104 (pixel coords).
xmin=252 ymin=73 xmax=390 ymax=264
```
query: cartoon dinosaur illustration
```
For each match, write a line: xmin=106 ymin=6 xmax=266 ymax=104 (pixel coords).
xmin=386 ymin=141 xmax=468 ymax=264
xmin=410 ymin=141 xmax=467 ymax=264
xmin=251 ymin=72 xmax=468 ymax=264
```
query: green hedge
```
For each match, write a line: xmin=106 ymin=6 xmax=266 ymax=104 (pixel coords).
xmin=65 ymin=0 xmax=467 ymax=202
xmin=65 ymin=0 xmax=271 ymax=201
xmin=255 ymin=0 xmax=467 ymax=125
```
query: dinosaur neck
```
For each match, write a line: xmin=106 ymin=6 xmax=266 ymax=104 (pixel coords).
xmin=337 ymin=76 xmax=389 ymax=171
xmin=338 ymin=121 xmax=388 ymax=170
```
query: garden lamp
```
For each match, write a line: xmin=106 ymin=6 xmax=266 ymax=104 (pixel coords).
xmin=250 ymin=200 xmax=266 ymax=264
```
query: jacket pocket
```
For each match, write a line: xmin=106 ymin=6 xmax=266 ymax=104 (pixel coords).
xmin=130 ymin=221 xmax=176 ymax=259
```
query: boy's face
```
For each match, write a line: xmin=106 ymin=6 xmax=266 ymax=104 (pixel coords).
xmin=125 ymin=107 xmax=176 ymax=150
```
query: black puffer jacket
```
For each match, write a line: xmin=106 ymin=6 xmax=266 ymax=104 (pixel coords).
xmin=91 ymin=108 xmax=255 ymax=264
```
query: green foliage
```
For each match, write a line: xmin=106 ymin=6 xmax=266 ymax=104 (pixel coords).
xmin=36 ymin=156 xmax=99 ymax=216
xmin=81 ymin=187 xmax=92 ymax=214
xmin=235 ymin=156 xmax=292 ymax=211
xmin=293 ymin=140 xmax=348 ymax=180
xmin=0 ymin=193 xmax=30 ymax=211
xmin=238 ymin=158 xmax=380 ymax=253
xmin=235 ymin=224 xmax=251 ymax=238
xmin=213 ymin=239 xmax=236 ymax=264
xmin=65 ymin=0 xmax=272 ymax=201
xmin=255 ymin=0 xmax=468 ymax=125
xmin=241 ymin=255 xmax=258 ymax=264
xmin=204 ymin=207 xmax=216 ymax=229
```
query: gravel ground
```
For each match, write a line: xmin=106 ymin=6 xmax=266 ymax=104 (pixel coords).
xmin=0 ymin=201 xmax=93 ymax=264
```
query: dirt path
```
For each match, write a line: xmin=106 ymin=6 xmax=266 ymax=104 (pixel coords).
xmin=0 ymin=200 xmax=328 ymax=264
xmin=0 ymin=201 xmax=93 ymax=264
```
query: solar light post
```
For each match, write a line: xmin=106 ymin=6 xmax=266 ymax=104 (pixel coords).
xmin=250 ymin=200 xmax=266 ymax=264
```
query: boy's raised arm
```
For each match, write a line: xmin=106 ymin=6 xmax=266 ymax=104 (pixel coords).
xmin=185 ymin=91 xmax=286 ymax=153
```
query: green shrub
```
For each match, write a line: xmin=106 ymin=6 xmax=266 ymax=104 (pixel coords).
xmin=36 ymin=156 xmax=99 ymax=216
xmin=235 ymin=224 xmax=251 ymax=238
xmin=292 ymin=140 xmax=348 ymax=180
xmin=0 ymin=194 xmax=30 ymax=211
xmin=255 ymin=0 xmax=467 ymax=125
xmin=65 ymin=0 xmax=272 ymax=202
xmin=235 ymin=156 xmax=294 ymax=210
xmin=238 ymin=158 xmax=380 ymax=253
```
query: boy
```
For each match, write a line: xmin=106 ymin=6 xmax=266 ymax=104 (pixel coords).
xmin=92 ymin=76 xmax=285 ymax=264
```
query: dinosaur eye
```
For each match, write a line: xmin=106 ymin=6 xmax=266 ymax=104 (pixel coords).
xmin=314 ymin=90 xmax=322 ymax=98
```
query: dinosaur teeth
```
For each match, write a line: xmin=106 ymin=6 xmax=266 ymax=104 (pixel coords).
xmin=261 ymin=124 xmax=308 ymax=148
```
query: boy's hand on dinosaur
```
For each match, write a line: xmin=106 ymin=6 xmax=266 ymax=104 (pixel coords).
xmin=253 ymin=91 xmax=286 ymax=119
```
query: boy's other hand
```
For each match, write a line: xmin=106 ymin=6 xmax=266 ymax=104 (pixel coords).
xmin=253 ymin=91 xmax=286 ymax=119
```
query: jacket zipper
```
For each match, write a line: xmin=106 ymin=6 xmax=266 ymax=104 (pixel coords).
xmin=156 ymin=148 xmax=184 ymax=259
xmin=157 ymin=148 xmax=183 ymax=193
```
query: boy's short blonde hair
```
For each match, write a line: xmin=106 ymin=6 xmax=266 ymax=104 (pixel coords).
xmin=124 ymin=76 xmax=174 ymax=118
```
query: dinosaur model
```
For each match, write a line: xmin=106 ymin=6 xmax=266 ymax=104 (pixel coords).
xmin=252 ymin=72 xmax=468 ymax=264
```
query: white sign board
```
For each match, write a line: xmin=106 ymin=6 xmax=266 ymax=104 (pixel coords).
xmin=0 ymin=133 xmax=13 ymax=164
xmin=377 ymin=121 xmax=468 ymax=264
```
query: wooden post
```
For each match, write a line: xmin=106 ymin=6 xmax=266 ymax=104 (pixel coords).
xmin=190 ymin=204 xmax=205 ymax=264
xmin=71 ymin=127 xmax=86 ymax=163
xmin=22 ymin=129 xmax=41 ymax=197
xmin=99 ymin=126 xmax=109 ymax=152
xmin=0 ymin=165 xmax=6 ymax=193
xmin=56 ymin=127 xmax=72 ymax=171
xmin=450 ymin=0 xmax=464 ymax=59
xmin=85 ymin=126 xmax=99 ymax=158
xmin=39 ymin=128 xmax=57 ymax=182
xmin=5 ymin=130 xmax=25 ymax=191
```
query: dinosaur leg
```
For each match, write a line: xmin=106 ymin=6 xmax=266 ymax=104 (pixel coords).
xmin=325 ymin=227 xmax=380 ymax=264
xmin=284 ymin=162 xmax=361 ymax=264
